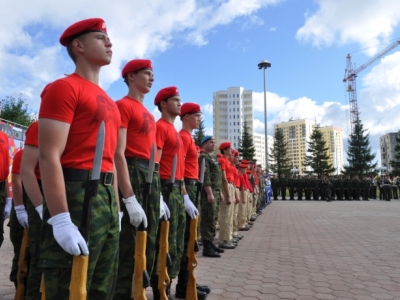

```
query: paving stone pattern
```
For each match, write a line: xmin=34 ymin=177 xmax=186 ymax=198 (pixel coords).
xmin=1 ymin=200 xmax=400 ymax=299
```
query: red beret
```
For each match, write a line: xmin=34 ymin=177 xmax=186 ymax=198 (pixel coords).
xmin=241 ymin=160 xmax=250 ymax=164
xmin=180 ymin=103 xmax=201 ymax=117
xmin=122 ymin=59 xmax=152 ymax=78
xmin=219 ymin=142 xmax=231 ymax=150
xmin=246 ymin=170 xmax=252 ymax=174
xmin=60 ymin=18 xmax=107 ymax=47
xmin=233 ymin=149 xmax=239 ymax=157
xmin=154 ymin=86 xmax=179 ymax=105
xmin=239 ymin=164 xmax=247 ymax=168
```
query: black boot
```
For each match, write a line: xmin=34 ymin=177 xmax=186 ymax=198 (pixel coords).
xmin=166 ymin=280 xmax=172 ymax=300
xmin=202 ymin=240 xmax=221 ymax=257
xmin=175 ymin=270 xmax=207 ymax=299
xmin=210 ymin=241 xmax=224 ymax=253
xmin=197 ymin=283 xmax=211 ymax=294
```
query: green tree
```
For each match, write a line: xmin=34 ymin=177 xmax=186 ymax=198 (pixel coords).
xmin=390 ymin=131 xmax=400 ymax=176
xmin=343 ymin=117 xmax=376 ymax=177
xmin=193 ymin=118 xmax=206 ymax=147
xmin=1 ymin=95 xmax=36 ymax=126
xmin=303 ymin=126 xmax=335 ymax=178
xmin=269 ymin=128 xmax=291 ymax=177
xmin=238 ymin=121 xmax=255 ymax=160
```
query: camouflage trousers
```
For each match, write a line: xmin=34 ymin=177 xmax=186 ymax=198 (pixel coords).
xmin=199 ymin=189 xmax=219 ymax=242
xmin=40 ymin=179 xmax=119 ymax=299
xmin=219 ymin=183 xmax=235 ymax=241
xmin=25 ymin=184 xmax=44 ymax=300
xmin=153 ymin=184 xmax=185 ymax=280
xmin=114 ymin=164 xmax=160 ymax=299
xmin=8 ymin=203 xmax=24 ymax=285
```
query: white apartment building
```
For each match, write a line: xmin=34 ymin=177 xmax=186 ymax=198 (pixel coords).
xmin=213 ymin=86 xmax=253 ymax=150
xmin=380 ymin=132 xmax=398 ymax=173
xmin=253 ymin=133 xmax=273 ymax=169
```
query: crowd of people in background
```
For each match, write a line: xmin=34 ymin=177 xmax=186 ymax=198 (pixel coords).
xmin=269 ymin=174 xmax=399 ymax=202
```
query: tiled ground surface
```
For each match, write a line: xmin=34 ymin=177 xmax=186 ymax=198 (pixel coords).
xmin=2 ymin=200 xmax=400 ymax=299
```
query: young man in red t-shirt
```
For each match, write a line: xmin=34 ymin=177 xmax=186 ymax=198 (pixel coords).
xmin=0 ymin=130 xmax=10 ymax=248
xmin=152 ymin=86 xmax=187 ymax=299
xmin=218 ymin=142 xmax=236 ymax=249
xmin=20 ymin=120 xmax=44 ymax=298
xmin=114 ymin=59 xmax=162 ymax=298
xmin=175 ymin=102 xmax=209 ymax=299
xmin=38 ymin=18 xmax=121 ymax=298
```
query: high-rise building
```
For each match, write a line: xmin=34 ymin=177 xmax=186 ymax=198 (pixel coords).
xmin=213 ymin=86 xmax=253 ymax=150
xmin=319 ymin=126 xmax=344 ymax=175
xmin=213 ymin=86 xmax=277 ymax=169
xmin=273 ymin=118 xmax=344 ymax=175
xmin=253 ymin=133 xmax=274 ymax=169
xmin=380 ymin=132 xmax=398 ymax=173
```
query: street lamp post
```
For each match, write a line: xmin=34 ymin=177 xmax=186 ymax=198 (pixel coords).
xmin=258 ymin=60 xmax=272 ymax=172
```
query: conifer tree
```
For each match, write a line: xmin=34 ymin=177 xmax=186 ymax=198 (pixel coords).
xmin=343 ymin=117 xmax=377 ymax=177
xmin=238 ymin=121 xmax=255 ymax=160
xmin=303 ymin=126 xmax=335 ymax=178
xmin=269 ymin=128 xmax=291 ymax=177
xmin=193 ymin=118 xmax=206 ymax=146
xmin=390 ymin=131 xmax=400 ymax=176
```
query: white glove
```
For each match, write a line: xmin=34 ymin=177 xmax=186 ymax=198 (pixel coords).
xmin=159 ymin=195 xmax=170 ymax=221
xmin=15 ymin=204 xmax=29 ymax=227
xmin=122 ymin=195 xmax=147 ymax=228
xmin=35 ymin=204 xmax=43 ymax=220
xmin=183 ymin=194 xmax=199 ymax=219
xmin=4 ymin=197 xmax=11 ymax=220
xmin=48 ymin=212 xmax=89 ymax=256
xmin=118 ymin=211 xmax=123 ymax=232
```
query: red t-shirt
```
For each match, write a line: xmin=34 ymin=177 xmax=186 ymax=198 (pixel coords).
xmin=12 ymin=149 xmax=23 ymax=174
xmin=24 ymin=121 xmax=41 ymax=179
xmin=179 ymin=130 xmax=198 ymax=180
xmin=218 ymin=156 xmax=233 ymax=183
xmin=156 ymin=119 xmax=183 ymax=180
xmin=0 ymin=131 xmax=10 ymax=180
xmin=116 ymin=96 xmax=158 ymax=161
xmin=232 ymin=166 xmax=240 ymax=188
xmin=245 ymin=174 xmax=253 ymax=192
xmin=39 ymin=74 xmax=120 ymax=171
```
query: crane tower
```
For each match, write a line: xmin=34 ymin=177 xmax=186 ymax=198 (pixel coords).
xmin=343 ymin=39 xmax=400 ymax=133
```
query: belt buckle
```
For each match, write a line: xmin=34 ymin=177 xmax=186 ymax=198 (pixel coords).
xmin=103 ymin=172 xmax=114 ymax=186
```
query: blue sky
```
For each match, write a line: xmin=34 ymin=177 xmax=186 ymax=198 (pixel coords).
xmin=1 ymin=0 xmax=400 ymax=163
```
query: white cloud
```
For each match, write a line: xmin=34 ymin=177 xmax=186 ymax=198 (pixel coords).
xmin=296 ymin=0 xmax=400 ymax=55
xmin=252 ymin=91 xmax=288 ymax=116
xmin=0 ymin=0 xmax=282 ymax=110
xmin=202 ymin=103 xmax=213 ymax=115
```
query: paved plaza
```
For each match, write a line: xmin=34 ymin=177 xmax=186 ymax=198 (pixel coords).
xmin=1 ymin=200 xmax=400 ymax=299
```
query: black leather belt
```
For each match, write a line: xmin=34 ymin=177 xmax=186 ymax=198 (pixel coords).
xmin=63 ymin=168 xmax=114 ymax=186
xmin=184 ymin=178 xmax=198 ymax=186
xmin=0 ymin=181 xmax=5 ymax=189
xmin=125 ymin=157 xmax=159 ymax=172
xmin=160 ymin=179 xmax=182 ymax=188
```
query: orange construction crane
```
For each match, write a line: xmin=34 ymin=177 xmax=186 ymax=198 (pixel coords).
xmin=343 ymin=38 xmax=400 ymax=133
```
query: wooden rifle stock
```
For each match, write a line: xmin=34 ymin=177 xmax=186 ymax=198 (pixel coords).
xmin=15 ymin=228 xmax=30 ymax=300
xmin=132 ymin=230 xmax=149 ymax=300
xmin=186 ymin=217 xmax=199 ymax=300
xmin=69 ymin=255 xmax=89 ymax=299
xmin=157 ymin=220 xmax=170 ymax=300
xmin=40 ymin=274 xmax=46 ymax=300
